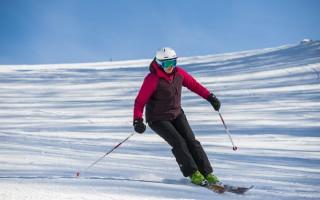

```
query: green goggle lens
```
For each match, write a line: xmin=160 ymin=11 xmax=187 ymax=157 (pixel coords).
xmin=161 ymin=59 xmax=177 ymax=68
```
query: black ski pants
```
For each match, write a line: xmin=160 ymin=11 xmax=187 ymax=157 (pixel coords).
xmin=149 ymin=112 xmax=213 ymax=177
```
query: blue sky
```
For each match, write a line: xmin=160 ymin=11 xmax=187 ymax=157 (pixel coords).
xmin=0 ymin=0 xmax=319 ymax=64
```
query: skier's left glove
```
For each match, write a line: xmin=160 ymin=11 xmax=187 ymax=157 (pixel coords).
xmin=133 ymin=118 xmax=146 ymax=134
xmin=207 ymin=93 xmax=221 ymax=111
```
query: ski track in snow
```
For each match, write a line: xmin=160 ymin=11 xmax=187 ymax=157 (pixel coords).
xmin=0 ymin=41 xmax=320 ymax=200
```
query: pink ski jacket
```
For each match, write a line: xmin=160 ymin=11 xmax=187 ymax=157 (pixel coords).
xmin=134 ymin=59 xmax=212 ymax=122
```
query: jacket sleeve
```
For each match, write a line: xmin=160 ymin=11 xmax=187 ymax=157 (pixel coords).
xmin=133 ymin=73 xmax=158 ymax=120
xmin=178 ymin=67 xmax=211 ymax=99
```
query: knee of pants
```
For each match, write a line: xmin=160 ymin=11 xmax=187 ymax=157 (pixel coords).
xmin=170 ymin=139 xmax=189 ymax=151
xmin=186 ymin=138 xmax=202 ymax=149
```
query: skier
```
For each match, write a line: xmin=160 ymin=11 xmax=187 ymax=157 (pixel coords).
xmin=133 ymin=47 xmax=221 ymax=186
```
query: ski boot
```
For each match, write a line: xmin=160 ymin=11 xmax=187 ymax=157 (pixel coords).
xmin=205 ymin=173 xmax=220 ymax=185
xmin=190 ymin=170 xmax=208 ymax=186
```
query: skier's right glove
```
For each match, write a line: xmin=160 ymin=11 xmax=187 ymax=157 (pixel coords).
xmin=207 ymin=93 xmax=221 ymax=111
xmin=133 ymin=118 xmax=146 ymax=134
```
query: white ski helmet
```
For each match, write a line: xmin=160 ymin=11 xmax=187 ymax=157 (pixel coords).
xmin=155 ymin=47 xmax=177 ymax=61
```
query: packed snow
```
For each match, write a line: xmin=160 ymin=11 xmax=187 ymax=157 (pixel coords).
xmin=1 ymin=41 xmax=320 ymax=200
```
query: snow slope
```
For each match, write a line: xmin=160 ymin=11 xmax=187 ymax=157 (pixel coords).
xmin=0 ymin=41 xmax=320 ymax=200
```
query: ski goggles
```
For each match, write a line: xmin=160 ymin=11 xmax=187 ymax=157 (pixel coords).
xmin=157 ymin=58 xmax=177 ymax=69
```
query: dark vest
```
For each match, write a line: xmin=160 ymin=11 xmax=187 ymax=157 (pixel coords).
xmin=146 ymin=72 xmax=183 ymax=122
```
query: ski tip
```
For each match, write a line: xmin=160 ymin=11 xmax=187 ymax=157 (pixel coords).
xmin=240 ymin=185 xmax=254 ymax=194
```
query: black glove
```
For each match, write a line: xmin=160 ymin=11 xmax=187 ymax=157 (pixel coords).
xmin=133 ymin=118 xmax=146 ymax=134
xmin=207 ymin=93 xmax=221 ymax=111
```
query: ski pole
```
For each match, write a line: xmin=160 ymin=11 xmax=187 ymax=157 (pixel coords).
xmin=76 ymin=132 xmax=135 ymax=177
xmin=218 ymin=112 xmax=238 ymax=151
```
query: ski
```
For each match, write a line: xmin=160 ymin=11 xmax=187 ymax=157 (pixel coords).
xmin=205 ymin=183 xmax=226 ymax=194
xmin=223 ymin=184 xmax=254 ymax=194
xmin=204 ymin=183 xmax=253 ymax=194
